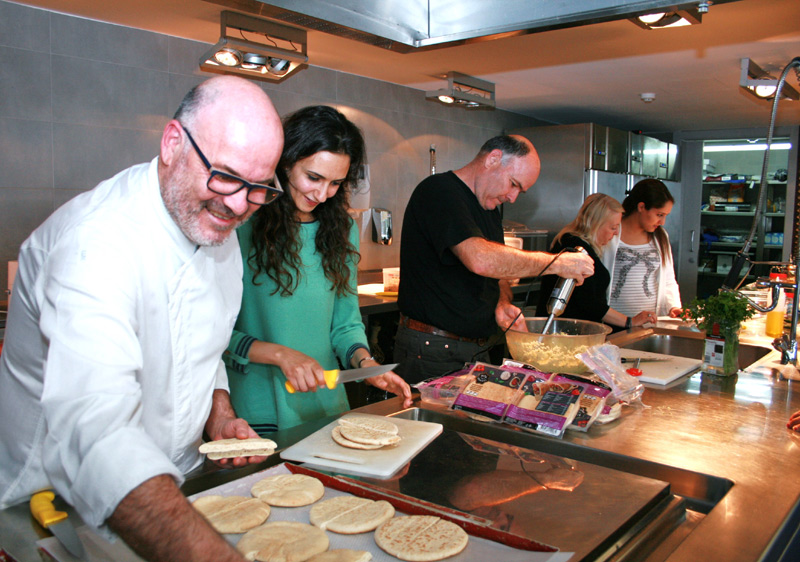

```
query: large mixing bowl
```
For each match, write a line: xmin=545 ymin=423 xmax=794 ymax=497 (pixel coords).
xmin=506 ymin=317 xmax=611 ymax=374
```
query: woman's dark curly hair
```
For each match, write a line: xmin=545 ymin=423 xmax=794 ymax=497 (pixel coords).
xmin=248 ymin=105 xmax=366 ymax=296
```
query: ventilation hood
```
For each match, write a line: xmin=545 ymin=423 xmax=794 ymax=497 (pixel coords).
xmin=206 ymin=0 xmax=742 ymax=52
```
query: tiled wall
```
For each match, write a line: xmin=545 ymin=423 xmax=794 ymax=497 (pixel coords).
xmin=0 ymin=0 xmax=544 ymax=294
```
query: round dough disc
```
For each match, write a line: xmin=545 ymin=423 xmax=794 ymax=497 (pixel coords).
xmin=251 ymin=474 xmax=325 ymax=507
xmin=331 ymin=426 xmax=385 ymax=450
xmin=338 ymin=416 xmax=399 ymax=434
xmin=309 ymin=496 xmax=394 ymax=534
xmin=237 ymin=521 xmax=329 ymax=562
xmin=338 ymin=424 xmax=401 ymax=447
xmin=374 ymin=515 xmax=469 ymax=562
xmin=191 ymin=495 xmax=270 ymax=534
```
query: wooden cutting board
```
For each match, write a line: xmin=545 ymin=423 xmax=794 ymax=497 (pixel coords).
xmin=620 ymin=349 xmax=702 ymax=385
xmin=280 ymin=414 xmax=442 ymax=478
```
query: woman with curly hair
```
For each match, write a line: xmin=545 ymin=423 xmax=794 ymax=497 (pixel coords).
xmin=225 ymin=106 xmax=411 ymax=435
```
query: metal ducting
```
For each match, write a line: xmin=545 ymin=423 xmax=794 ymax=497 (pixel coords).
xmin=206 ymin=0 xmax=742 ymax=53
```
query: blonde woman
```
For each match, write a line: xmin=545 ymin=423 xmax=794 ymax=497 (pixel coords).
xmin=536 ymin=193 xmax=655 ymax=328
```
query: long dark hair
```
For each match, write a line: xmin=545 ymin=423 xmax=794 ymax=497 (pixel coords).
xmin=248 ymin=106 xmax=366 ymax=296
xmin=622 ymin=178 xmax=674 ymax=265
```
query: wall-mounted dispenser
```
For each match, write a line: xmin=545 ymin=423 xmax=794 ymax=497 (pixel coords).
xmin=371 ymin=208 xmax=392 ymax=245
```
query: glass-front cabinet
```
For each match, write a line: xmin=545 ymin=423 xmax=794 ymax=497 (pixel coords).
xmin=696 ymin=138 xmax=791 ymax=298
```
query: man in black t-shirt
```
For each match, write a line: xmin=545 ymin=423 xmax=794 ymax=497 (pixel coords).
xmin=394 ymin=135 xmax=594 ymax=384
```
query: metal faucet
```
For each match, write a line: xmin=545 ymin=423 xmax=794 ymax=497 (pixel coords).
xmin=720 ymin=56 xmax=800 ymax=366
xmin=739 ymin=262 xmax=800 ymax=365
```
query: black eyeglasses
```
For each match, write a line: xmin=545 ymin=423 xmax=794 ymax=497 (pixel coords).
xmin=180 ymin=124 xmax=282 ymax=206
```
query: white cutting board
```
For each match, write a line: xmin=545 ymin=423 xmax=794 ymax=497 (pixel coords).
xmin=280 ymin=414 xmax=443 ymax=478
xmin=620 ymin=350 xmax=702 ymax=385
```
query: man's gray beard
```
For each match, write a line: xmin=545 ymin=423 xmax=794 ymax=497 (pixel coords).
xmin=161 ymin=175 xmax=238 ymax=247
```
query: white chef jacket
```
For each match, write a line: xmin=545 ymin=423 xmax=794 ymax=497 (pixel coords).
xmin=0 ymin=158 xmax=243 ymax=527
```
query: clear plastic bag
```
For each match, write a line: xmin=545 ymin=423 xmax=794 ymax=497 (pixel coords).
xmin=414 ymin=365 xmax=474 ymax=407
xmin=577 ymin=344 xmax=645 ymax=405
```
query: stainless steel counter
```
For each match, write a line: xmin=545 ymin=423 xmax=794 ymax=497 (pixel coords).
xmin=6 ymin=318 xmax=799 ymax=561
xmin=346 ymin=362 xmax=800 ymax=561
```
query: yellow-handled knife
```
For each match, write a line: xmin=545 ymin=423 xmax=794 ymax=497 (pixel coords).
xmin=285 ymin=363 xmax=398 ymax=393
xmin=30 ymin=490 xmax=88 ymax=560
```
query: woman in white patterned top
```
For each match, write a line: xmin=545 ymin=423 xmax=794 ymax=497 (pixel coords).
xmin=602 ymin=179 xmax=683 ymax=324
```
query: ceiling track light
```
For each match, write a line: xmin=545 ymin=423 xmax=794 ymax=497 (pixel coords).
xmin=200 ymin=11 xmax=308 ymax=82
xmin=630 ymin=7 xmax=702 ymax=29
xmin=425 ymin=71 xmax=495 ymax=110
xmin=739 ymin=58 xmax=800 ymax=101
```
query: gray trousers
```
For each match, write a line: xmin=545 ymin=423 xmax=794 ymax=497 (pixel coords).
xmin=393 ymin=323 xmax=491 ymax=385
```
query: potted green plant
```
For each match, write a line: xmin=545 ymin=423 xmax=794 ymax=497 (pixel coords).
xmin=686 ymin=290 xmax=755 ymax=376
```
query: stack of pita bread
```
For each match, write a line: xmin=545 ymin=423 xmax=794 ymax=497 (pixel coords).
xmin=331 ymin=416 xmax=402 ymax=450
xmin=198 ymin=437 xmax=277 ymax=460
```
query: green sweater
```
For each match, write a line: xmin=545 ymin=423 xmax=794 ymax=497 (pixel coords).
xmin=225 ymin=218 xmax=368 ymax=432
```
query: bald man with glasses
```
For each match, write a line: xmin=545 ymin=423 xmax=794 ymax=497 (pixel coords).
xmin=0 ymin=76 xmax=283 ymax=562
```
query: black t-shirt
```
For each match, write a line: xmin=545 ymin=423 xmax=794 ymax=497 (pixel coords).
xmin=535 ymin=233 xmax=611 ymax=323
xmin=398 ymin=171 xmax=503 ymax=338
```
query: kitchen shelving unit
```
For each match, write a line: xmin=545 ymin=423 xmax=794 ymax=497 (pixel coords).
xmin=698 ymin=175 xmax=788 ymax=297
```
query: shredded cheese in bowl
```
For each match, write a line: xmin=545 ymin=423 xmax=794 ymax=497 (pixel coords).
xmin=506 ymin=317 xmax=611 ymax=374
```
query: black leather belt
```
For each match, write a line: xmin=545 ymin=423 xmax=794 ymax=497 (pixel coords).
xmin=399 ymin=313 xmax=489 ymax=346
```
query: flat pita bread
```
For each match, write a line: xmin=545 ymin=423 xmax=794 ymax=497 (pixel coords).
xmin=306 ymin=550 xmax=372 ymax=562
xmin=199 ymin=437 xmax=277 ymax=460
xmin=338 ymin=416 xmax=398 ymax=434
xmin=374 ymin=515 xmax=469 ymax=562
xmin=338 ymin=424 xmax=401 ymax=447
xmin=331 ymin=426 xmax=386 ymax=450
xmin=237 ymin=521 xmax=329 ymax=562
xmin=309 ymin=496 xmax=394 ymax=534
xmin=251 ymin=474 xmax=324 ymax=507
xmin=191 ymin=495 xmax=270 ymax=534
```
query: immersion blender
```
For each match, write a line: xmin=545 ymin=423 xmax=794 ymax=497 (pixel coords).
xmin=541 ymin=247 xmax=588 ymax=335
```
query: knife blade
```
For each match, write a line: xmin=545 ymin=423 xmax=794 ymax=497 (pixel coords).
xmin=30 ymin=490 xmax=88 ymax=560
xmin=620 ymin=356 xmax=670 ymax=363
xmin=285 ymin=363 xmax=399 ymax=393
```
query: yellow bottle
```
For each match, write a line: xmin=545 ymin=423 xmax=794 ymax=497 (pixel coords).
xmin=765 ymin=289 xmax=786 ymax=338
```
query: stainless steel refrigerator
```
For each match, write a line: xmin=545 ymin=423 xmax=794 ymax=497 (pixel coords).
xmin=506 ymin=124 xmax=682 ymax=267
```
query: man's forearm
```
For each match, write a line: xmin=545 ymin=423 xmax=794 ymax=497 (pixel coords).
xmin=108 ymin=474 xmax=245 ymax=562
xmin=497 ymin=279 xmax=514 ymax=305
xmin=453 ymin=237 xmax=556 ymax=279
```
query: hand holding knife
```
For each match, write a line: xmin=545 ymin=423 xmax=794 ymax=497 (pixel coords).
xmin=30 ymin=490 xmax=89 ymax=560
xmin=285 ymin=363 xmax=398 ymax=393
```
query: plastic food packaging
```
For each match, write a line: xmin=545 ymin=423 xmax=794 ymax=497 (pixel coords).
xmin=550 ymin=373 xmax=612 ymax=432
xmin=415 ymin=366 xmax=474 ymax=407
xmin=577 ymin=344 xmax=645 ymax=405
xmin=594 ymin=398 xmax=622 ymax=425
xmin=450 ymin=362 xmax=528 ymax=422
xmin=503 ymin=377 xmax=585 ymax=438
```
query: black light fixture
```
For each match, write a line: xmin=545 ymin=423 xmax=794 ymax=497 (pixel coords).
xmin=200 ymin=11 xmax=308 ymax=82
xmin=630 ymin=3 xmax=705 ymax=29
xmin=425 ymin=72 xmax=496 ymax=110
xmin=739 ymin=58 xmax=800 ymax=101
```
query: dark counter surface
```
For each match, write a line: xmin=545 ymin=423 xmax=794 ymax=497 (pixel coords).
xmin=5 ymin=321 xmax=799 ymax=562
